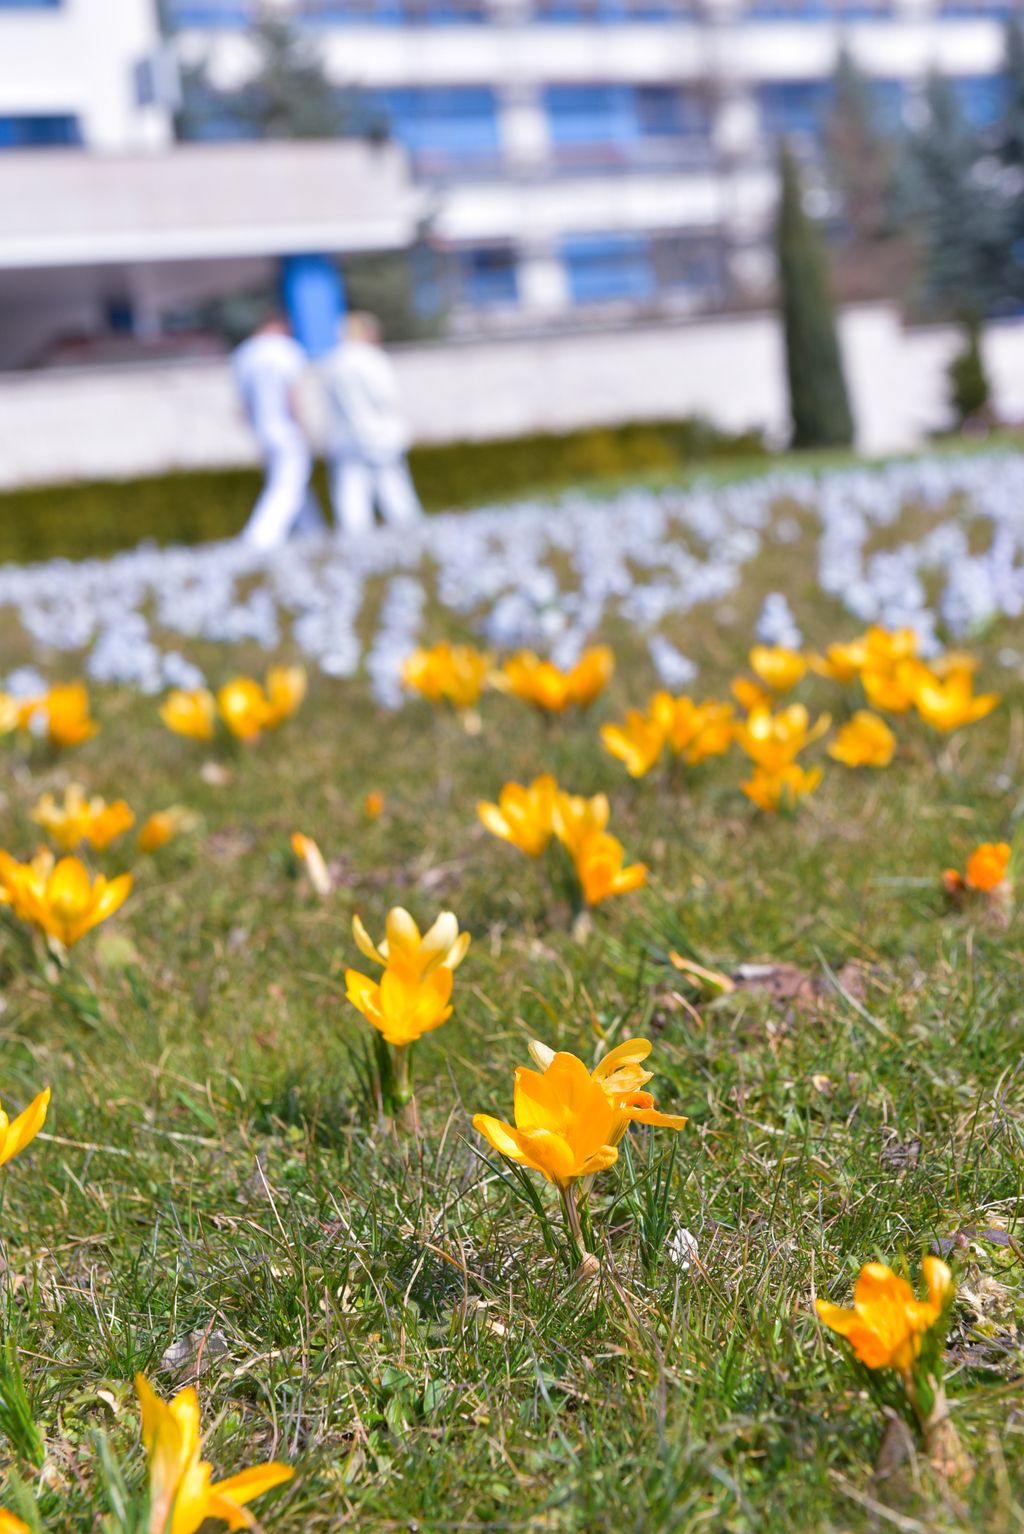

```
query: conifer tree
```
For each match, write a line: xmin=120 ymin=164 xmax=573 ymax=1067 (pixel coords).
xmin=894 ymin=73 xmax=1007 ymax=318
xmin=995 ymin=18 xmax=1024 ymax=302
xmin=775 ymin=145 xmax=855 ymax=450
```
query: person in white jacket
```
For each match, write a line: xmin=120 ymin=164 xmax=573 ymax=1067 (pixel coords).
xmin=232 ymin=315 xmax=321 ymax=550
xmin=320 ymin=312 xmax=423 ymax=536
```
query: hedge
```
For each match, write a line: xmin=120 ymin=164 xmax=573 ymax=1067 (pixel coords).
xmin=0 ymin=417 xmax=767 ymax=565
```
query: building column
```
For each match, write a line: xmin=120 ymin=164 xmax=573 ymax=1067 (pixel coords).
xmin=497 ymin=81 xmax=551 ymax=170
xmin=517 ymin=241 xmax=571 ymax=317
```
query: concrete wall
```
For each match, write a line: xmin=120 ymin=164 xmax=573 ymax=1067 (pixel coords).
xmin=1 ymin=305 xmax=1021 ymax=491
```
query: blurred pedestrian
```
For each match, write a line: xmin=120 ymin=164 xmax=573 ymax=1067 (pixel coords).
xmin=232 ymin=313 xmax=321 ymax=549
xmin=320 ymin=312 xmax=422 ymax=536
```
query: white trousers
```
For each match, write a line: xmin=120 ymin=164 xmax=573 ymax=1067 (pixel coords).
xmin=242 ymin=440 xmax=320 ymax=550
xmin=329 ymin=456 xmax=423 ymax=537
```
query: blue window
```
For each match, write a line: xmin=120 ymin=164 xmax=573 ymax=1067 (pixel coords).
xmin=757 ymin=81 xmax=835 ymax=140
xmin=562 ymin=233 xmax=655 ymax=303
xmin=0 ymin=114 xmax=79 ymax=147
xmin=948 ymin=74 xmax=1006 ymax=128
xmin=456 ymin=247 xmax=518 ymax=307
xmin=297 ymin=1 xmax=485 ymax=18
xmin=163 ymin=2 xmax=253 ymax=20
xmin=371 ymin=87 xmax=499 ymax=166
xmin=165 ymin=0 xmax=486 ymax=20
xmin=537 ymin=1 xmax=681 ymax=18
xmin=545 ymin=84 xmax=708 ymax=156
xmin=747 ymin=1 xmax=891 ymax=15
xmin=939 ymin=2 xmax=1013 ymax=15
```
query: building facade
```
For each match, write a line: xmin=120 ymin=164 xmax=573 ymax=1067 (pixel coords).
xmin=0 ymin=0 xmax=1020 ymax=349
xmin=163 ymin=0 xmax=1023 ymax=328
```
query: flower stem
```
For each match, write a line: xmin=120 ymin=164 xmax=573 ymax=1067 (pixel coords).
xmin=391 ymin=1044 xmax=419 ymax=1135
xmin=559 ymin=1183 xmax=598 ymax=1274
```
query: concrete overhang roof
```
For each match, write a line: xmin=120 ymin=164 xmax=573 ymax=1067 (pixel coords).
xmin=0 ymin=140 xmax=424 ymax=270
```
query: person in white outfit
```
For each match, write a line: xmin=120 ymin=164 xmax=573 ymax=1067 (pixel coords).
xmin=232 ymin=316 xmax=321 ymax=550
xmin=320 ymin=312 xmax=423 ymax=536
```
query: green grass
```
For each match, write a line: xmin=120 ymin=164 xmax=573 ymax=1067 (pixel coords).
xmin=0 ymin=476 xmax=1022 ymax=1532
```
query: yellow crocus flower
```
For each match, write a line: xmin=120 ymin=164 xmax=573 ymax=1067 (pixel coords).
xmin=529 ymin=1036 xmax=686 ymax=1143
xmin=827 ymin=710 xmax=896 ymax=768
xmin=552 ymin=788 xmax=611 ymax=858
xmin=477 ymin=774 xmax=558 ymax=857
xmin=32 ymin=785 xmax=134 ymax=851
xmin=912 ymin=668 xmax=999 ymax=733
xmin=344 ymin=962 xmax=453 ymax=1048
xmin=0 ymin=1511 xmax=30 ymax=1532
xmin=731 ymin=676 xmax=773 ymax=713
xmin=473 ymin=1051 xmax=622 ymax=1189
xmin=568 ymin=646 xmax=615 ymax=708
xmin=0 ymin=1087 xmax=50 ymax=1168
xmin=290 ymin=832 xmax=333 ymax=896
xmin=216 ymin=678 xmax=274 ymax=742
xmin=496 ymin=646 xmax=613 ymax=713
xmin=749 ymin=645 xmax=807 ymax=694
xmin=0 ymin=694 xmax=21 ymax=736
xmin=473 ymin=1047 xmax=682 ymax=1192
xmin=31 ymin=784 xmax=95 ymax=851
xmin=741 ymin=763 xmax=823 ymax=813
xmin=809 ymin=638 xmax=871 ymax=683
xmin=600 ymin=709 xmax=665 ymax=778
xmin=734 ymin=703 xmax=830 ymax=773
xmin=136 ymin=1373 xmax=293 ymax=1534
xmin=572 ymin=830 xmax=647 ymax=907
xmin=653 ymin=694 xmax=734 ymax=763
xmin=862 ymin=658 xmax=928 ymax=714
xmin=351 ymin=906 xmax=470 ymax=977
xmin=816 ymin=1258 xmax=953 ymax=1379
xmin=43 ymin=683 xmax=98 ymax=749
xmin=0 ymin=852 xmax=131 ymax=948
xmin=159 ymin=689 xmax=216 ymax=742
xmin=402 ymin=641 xmax=491 ymax=710
xmin=137 ymin=807 xmax=194 ymax=854
xmin=264 ymin=665 xmax=307 ymax=728
xmin=944 ymin=840 xmax=1011 ymax=896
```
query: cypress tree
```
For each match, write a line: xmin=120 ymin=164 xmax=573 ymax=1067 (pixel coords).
xmin=775 ymin=144 xmax=855 ymax=450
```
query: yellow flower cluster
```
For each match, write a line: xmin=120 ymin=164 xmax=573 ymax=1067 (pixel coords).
xmin=943 ymin=840 xmax=1012 ymax=898
xmin=0 ymin=681 xmax=98 ymax=749
xmin=402 ymin=643 xmax=614 ymax=716
xmin=812 ymin=627 xmax=999 ymax=731
xmin=160 ymin=666 xmax=306 ymax=744
xmin=477 ymin=775 xmax=646 ymax=906
xmin=0 ymin=850 xmax=132 ymax=948
xmin=401 ymin=641 xmax=492 ymax=710
xmin=601 ymin=693 xmax=734 ymax=778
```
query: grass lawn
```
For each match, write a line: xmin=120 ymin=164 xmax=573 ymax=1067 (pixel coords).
xmin=0 ymin=460 xmax=1021 ymax=1532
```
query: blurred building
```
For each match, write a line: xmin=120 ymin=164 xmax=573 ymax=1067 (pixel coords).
xmin=166 ymin=0 xmax=1020 ymax=331
xmin=0 ymin=0 xmax=1019 ymax=366
xmin=0 ymin=0 xmax=421 ymax=368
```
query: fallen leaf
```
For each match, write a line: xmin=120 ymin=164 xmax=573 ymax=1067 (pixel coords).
xmin=159 ymin=1326 xmax=229 ymax=1384
xmin=669 ymin=952 xmax=735 ymax=995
